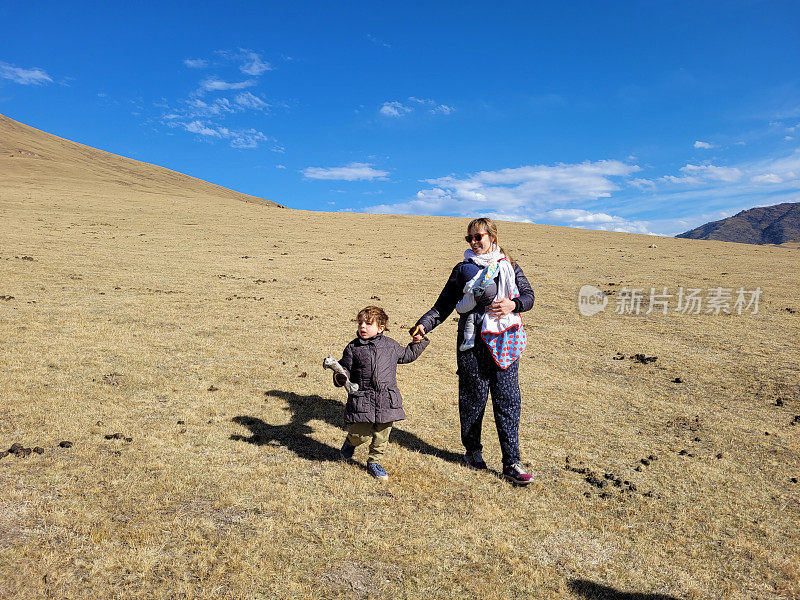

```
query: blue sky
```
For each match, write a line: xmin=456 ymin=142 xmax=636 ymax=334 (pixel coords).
xmin=2 ymin=1 xmax=799 ymax=236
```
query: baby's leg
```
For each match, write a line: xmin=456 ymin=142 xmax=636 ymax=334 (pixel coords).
xmin=346 ymin=422 xmax=373 ymax=448
xmin=459 ymin=313 xmax=478 ymax=352
xmin=367 ymin=423 xmax=392 ymax=463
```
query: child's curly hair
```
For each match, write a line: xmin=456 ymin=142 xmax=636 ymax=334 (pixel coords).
xmin=357 ymin=306 xmax=389 ymax=331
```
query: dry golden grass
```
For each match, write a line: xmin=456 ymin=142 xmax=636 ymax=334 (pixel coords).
xmin=1 ymin=114 xmax=798 ymax=599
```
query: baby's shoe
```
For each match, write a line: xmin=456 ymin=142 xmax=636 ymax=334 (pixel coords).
xmin=340 ymin=439 xmax=356 ymax=461
xmin=459 ymin=338 xmax=476 ymax=352
xmin=367 ymin=461 xmax=389 ymax=481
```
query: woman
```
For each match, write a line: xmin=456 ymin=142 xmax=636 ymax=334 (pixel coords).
xmin=412 ymin=218 xmax=535 ymax=485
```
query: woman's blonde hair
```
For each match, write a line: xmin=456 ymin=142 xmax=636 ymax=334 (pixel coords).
xmin=467 ymin=217 xmax=515 ymax=265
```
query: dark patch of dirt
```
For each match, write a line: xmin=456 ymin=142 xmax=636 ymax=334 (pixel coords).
xmin=58 ymin=441 xmax=73 ymax=448
xmin=0 ymin=295 xmax=14 ymax=301
xmin=225 ymin=295 xmax=265 ymax=301
xmin=564 ymin=457 xmax=644 ymax=498
xmin=631 ymin=353 xmax=657 ymax=364
xmin=672 ymin=377 xmax=683 ymax=383
xmin=207 ymin=385 xmax=219 ymax=392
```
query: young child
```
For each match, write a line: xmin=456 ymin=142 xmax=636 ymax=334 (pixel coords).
xmin=332 ymin=306 xmax=429 ymax=481
xmin=456 ymin=260 xmax=499 ymax=351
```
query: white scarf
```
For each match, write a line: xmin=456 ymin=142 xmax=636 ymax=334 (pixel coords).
xmin=464 ymin=245 xmax=522 ymax=334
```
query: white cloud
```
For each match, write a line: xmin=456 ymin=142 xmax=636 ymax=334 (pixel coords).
xmin=380 ymin=97 xmax=454 ymax=118
xmin=234 ymin=92 xmax=268 ymax=110
xmin=199 ymin=77 xmax=256 ymax=92
xmin=546 ymin=208 xmax=656 ymax=234
xmin=409 ymin=97 xmax=455 ymax=115
xmin=751 ymin=173 xmax=783 ymax=184
xmin=187 ymin=97 xmax=234 ymax=116
xmin=183 ymin=120 xmax=269 ymax=149
xmin=0 ymin=61 xmax=52 ymax=85
xmin=786 ymin=135 xmax=795 ymax=141
xmin=367 ymin=34 xmax=391 ymax=48
xmin=365 ymin=160 xmax=640 ymax=221
xmin=694 ymin=140 xmax=714 ymax=149
xmin=302 ymin=162 xmax=389 ymax=181
xmin=185 ymin=120 xmax=221 ymax=137
xmin=380 ymin=101 xmax=412 ymax=117
xmin=184 ymin=58 xmax=208 ymax=69
xmin=276 ymin=164 xmax=286 ymax=169
xmin=630 ymin=178 xmax=656 ymax=190
xmin=239 ymin=51 xmax=272 ymax=76
xmin=665 ymin=164 xmax=743 ymax=183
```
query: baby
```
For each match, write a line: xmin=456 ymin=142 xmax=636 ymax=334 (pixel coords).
xmin=330 ymin=306 xmax=428 ymax=481
xmin=456 ymin=260 xmax=499 ymax=351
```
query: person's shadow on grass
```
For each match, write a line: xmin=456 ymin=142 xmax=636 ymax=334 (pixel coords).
xmin=230 ymin=389 xmax=462 ymax=464
xmin=567 ymin=579 xmax=681 ymax=600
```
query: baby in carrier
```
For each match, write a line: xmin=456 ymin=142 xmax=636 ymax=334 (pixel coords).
xmin=456 ymin=260 xmax=499 ymax=352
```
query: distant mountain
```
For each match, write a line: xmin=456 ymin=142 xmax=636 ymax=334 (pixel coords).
xmin=676 ymin=202 xmax=800 ymax=245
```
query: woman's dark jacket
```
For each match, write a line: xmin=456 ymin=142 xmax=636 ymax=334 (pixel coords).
xmin=415 ymin=259 xmax=535 ymax=347
xmin=336 ymin=333 xmax=429 ymax=425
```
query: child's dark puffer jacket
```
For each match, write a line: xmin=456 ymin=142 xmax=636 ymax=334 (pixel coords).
xmin=336 ymin=333 xmax=429 ymax=425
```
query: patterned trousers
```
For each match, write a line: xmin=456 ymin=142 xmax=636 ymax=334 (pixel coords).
xmin=456 ymin=339 xmax=522 ymax=466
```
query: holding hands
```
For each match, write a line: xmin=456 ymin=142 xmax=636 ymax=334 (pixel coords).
xmin=409 ymin=324 xmax=427 ymax=343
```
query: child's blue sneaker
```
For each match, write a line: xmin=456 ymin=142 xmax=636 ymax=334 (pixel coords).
xmin=367 ymin=461 xmax=389 ymax=481
xmin=340 ymin=439 xmax=356 ymax=461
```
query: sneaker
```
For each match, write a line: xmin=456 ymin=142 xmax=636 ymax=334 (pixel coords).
xmin=366 ymin=461 xmax=389 ymax=481
xmin=503 ymin=462 xmax=533 ymax=485
xmin=340 ymin=439 xmax=355 ymax=461
xmin=463 ymin=450 xmax=488 ymax=470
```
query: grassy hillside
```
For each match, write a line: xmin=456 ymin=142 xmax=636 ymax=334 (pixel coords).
xmin=1 ymin=115 xmax=798 ymax=599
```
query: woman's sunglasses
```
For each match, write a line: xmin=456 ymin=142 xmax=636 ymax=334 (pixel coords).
xmin=465 ymin=232 xmax=489 ymax=243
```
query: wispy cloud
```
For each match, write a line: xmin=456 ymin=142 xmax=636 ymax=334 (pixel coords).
xmin=199 ymin=77 xmax=256 ymax=93
xmin=0 ymin=61 xmax=52 ymax=85
xmin=547 ymin=209 xmax=655 ymax=234
xmin=409 ymin=97 xmax=455 ymax=115
xmin=380 ymin=101 xmax=412 ymax=117
xmin=367 ymin=34 xmax=391 ymax=48
xmin=365 ymin=160 xmax=639 ymax=220
xmin=234 ymin=91 xmax=269 ymax=110
xmin=182 ymin=120 xmax=270 ymax=149
xmin=302 ymin=162 xmax=389 ymax=181
xmin=379 ymin=97 xmax=454 ymax=118
xmin=183 ymin=58 xmax=208 ymax=69
xmin=693 ymin=140 xmax=714 ymax=149
xmin=239 ymin=50 xmax=272 ymax=76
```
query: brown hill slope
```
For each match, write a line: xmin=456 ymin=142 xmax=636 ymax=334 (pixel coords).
xmin=0 ymin=114 xmax=799 ymax=599
xmin=676 ymin=202 xmax=800 ymax=245
xmin=0 ymin=113 xmax=282 ymax=207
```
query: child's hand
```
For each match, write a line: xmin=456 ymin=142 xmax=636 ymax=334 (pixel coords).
xmin=333 ymin=373 xmax=347 ymax=387
xmin=410 ymin=324 xmax=427 ymax=342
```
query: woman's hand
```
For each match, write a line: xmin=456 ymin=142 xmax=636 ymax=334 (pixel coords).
xmin=410 ymin=324 xmax=426 ymax=343
xmin=487 ymin=298 xmax=515 ymax=318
